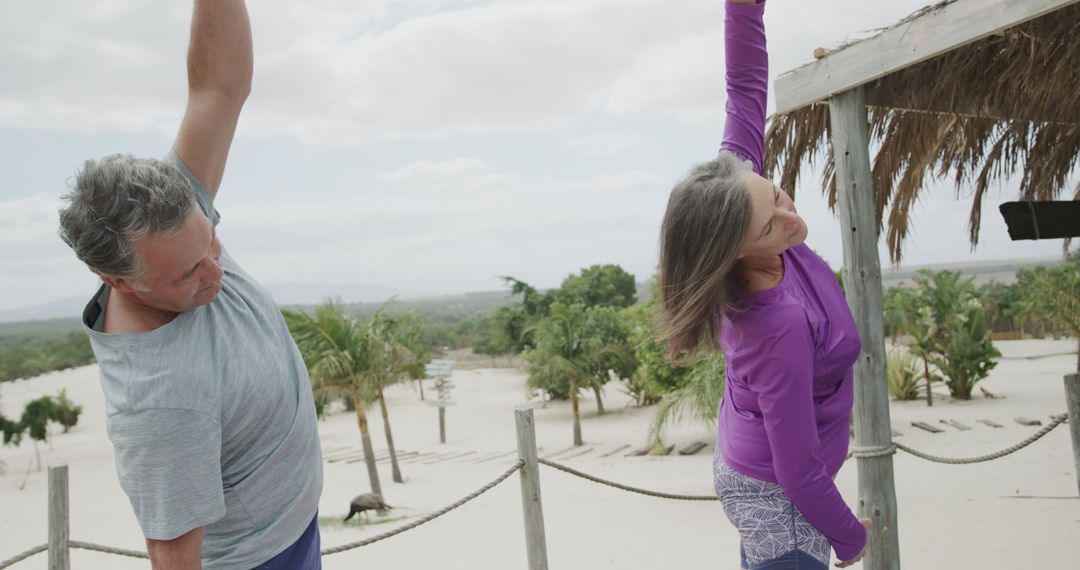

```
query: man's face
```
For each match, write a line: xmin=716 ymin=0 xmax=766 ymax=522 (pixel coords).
xmin=119 ymin=210 xmax=224 ymax=314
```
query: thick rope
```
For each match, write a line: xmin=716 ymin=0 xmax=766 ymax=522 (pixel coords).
xmin=848 ymin=413 xmax=1068 ymax=464
xmin=320 ymin=460 xmax=523 ymax=555
xmin=895 ymin=414 xmax=1068 ymax=464
xmin=538 ymin=458 xmax=718 ymax=501
xmin=848 ymin=444 xmax=897 ymax=459
xmin=70 ymin=541 xmax=149 ymax=559
xmin=0 ymin=545 xmax=46 ymax=569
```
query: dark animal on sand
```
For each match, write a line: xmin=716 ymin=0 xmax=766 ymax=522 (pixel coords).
xmin=344 ymin=493 xmax=392 ymax=521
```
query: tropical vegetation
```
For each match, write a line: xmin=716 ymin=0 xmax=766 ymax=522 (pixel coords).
xmin=284 ymin=301 xmax=425 ymax=499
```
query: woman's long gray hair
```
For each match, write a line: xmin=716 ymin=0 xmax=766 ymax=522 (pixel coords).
xmin=657 ymin=151 xmax=753 ymax=365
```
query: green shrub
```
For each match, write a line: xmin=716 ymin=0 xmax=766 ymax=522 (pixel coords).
xmin=887 ymin=350 xmax=922 ymax=400
xmin=54 ymin=389 xmax=82 ymax=433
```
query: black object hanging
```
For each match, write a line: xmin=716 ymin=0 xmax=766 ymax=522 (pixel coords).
xmin=999 ymin=200 xmax=1080 ymax=240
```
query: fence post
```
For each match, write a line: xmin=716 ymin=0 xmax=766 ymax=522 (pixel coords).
xmin=439 ymin=406 xmax=447 ymax=444
xmin=48 ymin=464 xmax=70 ymax=570
xmin=514 ymin=408 xmax=548 ymax=570
xmin=1065 ymin=373 xmax=1080 ymax=497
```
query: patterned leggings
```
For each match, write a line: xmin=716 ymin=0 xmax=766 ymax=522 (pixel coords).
xmin=714 ymin=453 xmax=831 ymax=569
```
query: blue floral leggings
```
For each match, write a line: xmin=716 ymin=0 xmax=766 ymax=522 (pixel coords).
xmin=714 ymin=453 xmax=831 ymax=569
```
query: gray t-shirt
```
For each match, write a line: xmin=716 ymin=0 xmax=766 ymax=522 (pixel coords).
xmin=82 ymin=152 xmax=323 ymax=569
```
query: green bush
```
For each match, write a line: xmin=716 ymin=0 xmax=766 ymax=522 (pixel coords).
xmin=1 ymin=390 xmax=84 ymax=446
xmin=910 ymin=270 xmax=1000 ymax=400
xmin=886 ymin=350 xmax=922 ymax=400
xmin=53 ymin=389 xmax=83 ymax=433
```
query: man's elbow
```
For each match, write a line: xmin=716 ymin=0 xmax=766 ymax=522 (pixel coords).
xmin=187 ymin=62 xmax=253 ymax=106
xmin=146 ymin=526 xmax=205 ymax=569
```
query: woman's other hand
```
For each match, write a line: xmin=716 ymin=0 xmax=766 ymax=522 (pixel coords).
xmin=835 ymin=518 xmax=873 ymax=568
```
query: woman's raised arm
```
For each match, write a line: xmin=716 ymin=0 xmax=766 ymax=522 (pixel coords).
xmin=719 ymin=0 xmax=768 ymax=174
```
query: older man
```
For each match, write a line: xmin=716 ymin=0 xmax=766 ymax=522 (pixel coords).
xmin=58 ymin=2 xmax=323 ymax=568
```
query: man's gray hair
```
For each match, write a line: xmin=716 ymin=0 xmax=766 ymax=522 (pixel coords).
xmin=59 ymin=154 xmax=195 ymax=281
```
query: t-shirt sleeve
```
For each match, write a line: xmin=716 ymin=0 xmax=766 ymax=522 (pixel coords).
xmin=164 ymin=150 xmax=220 ymax=228
xmin=107 ymin=408 xmax=225 ymax=540
xmin=732 ymin=308 xmax=867 ymax=561
xmin=719 ymin=0 xmax=768 ymax=174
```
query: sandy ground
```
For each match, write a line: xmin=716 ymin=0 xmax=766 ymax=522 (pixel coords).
xmin=1 ymin=338 xmax=1078 ymax=569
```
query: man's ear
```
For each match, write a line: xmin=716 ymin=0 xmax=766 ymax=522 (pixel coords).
xmin=102 ymin=274 xmax=140 ymax=294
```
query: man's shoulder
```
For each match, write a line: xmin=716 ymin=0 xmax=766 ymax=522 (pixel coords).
xmin=94 ymin=331 xmax=221 ymax=418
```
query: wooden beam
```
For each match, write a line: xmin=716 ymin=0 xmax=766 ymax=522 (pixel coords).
xmin=829 ymin=87 xmax=901 ymax=570
xmin=775 ymin=0 xmax=1080 ymax=114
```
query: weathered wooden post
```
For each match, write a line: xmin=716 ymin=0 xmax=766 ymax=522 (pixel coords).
xmin=829 ymin=86 xmax=901 ymax=570
xmin=1065 ymin=373 xmax=1080 ymax=496
xmin=48 ymin=464 xmax=70 ymax=570
xmin=514 ymin=408 xmax=548 ymax=570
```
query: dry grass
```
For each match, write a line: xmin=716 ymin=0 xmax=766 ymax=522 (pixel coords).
xmin=764 ymin=3 xmax=1080 ymax=262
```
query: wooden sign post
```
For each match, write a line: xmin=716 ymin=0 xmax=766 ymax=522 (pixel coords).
xmin=424 ymin=359 xmax=455 ymax=444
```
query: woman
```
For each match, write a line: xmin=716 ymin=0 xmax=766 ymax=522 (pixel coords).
xmin=657 ymin=1 xmax=871 ymax=568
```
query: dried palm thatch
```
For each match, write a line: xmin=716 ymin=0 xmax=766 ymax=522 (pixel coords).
xmin=764 ymin=2 xmax=1080 ymax=263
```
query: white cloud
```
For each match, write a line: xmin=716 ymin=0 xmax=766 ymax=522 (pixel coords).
xmin=0 ymin=0 xmax=732 ymax=142
xmin=564 ymin=132 xmax=642 ymax=157
xmin=377 ymin=158 xmax=503 ymax=186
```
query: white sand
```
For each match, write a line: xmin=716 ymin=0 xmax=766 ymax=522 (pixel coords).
xmin=2 ymin=338 xmax=1078 ymax=569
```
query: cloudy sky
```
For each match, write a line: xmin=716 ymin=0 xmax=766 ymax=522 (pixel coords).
xmin=0 ymin=0 xmax=1069 ymax=313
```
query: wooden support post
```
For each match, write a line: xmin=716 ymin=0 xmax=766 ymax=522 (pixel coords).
xmin=48 ymin=464 xmax=70 ymax=570
xmin=438 ymin=406 xmax=447 ymax=444
xmin=829 ymin=86 xmax=901 ymax=570
xmin=514 ymin=408 xmax=549 ymax=570
xmin=1065 ymin=373 xmax=1080 ymax=496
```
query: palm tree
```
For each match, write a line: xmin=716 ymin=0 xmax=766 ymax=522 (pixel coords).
xmin=368 ymin=313 xmax=415 ymax=484
xmin=580 ymin=306 xmax=638 ymax=415
xmin=647 ymin=351 xmax=725 ymax=451
xmin=523 ymin=303 xmax=593 ymax=446
xmin=522 ymin=300 xmax=630 ymax=446
xmin=284 ymin=302 xmax=412 ymax=495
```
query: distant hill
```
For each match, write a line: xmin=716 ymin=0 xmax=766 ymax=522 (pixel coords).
xmin=880 ymin=256 xmax=1065 ymax=288
xmin=0 ymin=296 xmax=87 ymax=324
xmin=0 ymin=255 xmax=1066 ymax=333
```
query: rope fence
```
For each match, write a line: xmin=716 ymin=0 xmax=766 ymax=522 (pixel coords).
xmin=320 ymin=460 xmax=523 ymax=555
xmin=0 ymin=546 xmax=45 ymax=570
xmin=848 ymin=413 xmax=1068 ymax=463
xmin=2 ymin=405 xmax=1075 ymax=569
xmin=538 ymin=458 xmax=717 ymax=501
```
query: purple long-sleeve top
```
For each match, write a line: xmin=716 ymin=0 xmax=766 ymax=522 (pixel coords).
xmin=715 ymin=0 xmax=868 ymax=561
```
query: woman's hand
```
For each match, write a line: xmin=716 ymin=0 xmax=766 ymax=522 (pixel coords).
xmin=835 ymin=518 xmax=873 ymax=568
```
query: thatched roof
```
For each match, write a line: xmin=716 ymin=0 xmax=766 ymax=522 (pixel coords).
xmin=764 ymin=1 xmax=1080 ymax=262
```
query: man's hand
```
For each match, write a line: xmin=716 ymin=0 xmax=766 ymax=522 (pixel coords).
xmin=835 ymin=518 xmax=873 ymax=568
xmin=173 ymin=0 xmax=253 ymax=199
xmin=147 ymin=526 xmax=205 ymax=570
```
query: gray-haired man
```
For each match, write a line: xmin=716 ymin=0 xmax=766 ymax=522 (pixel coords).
xmin=58 ymin=2 xmax=323 ymax=568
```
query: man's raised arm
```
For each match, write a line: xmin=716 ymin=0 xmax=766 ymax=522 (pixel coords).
xmin=173 ymin=0 xmax=253 ymax=200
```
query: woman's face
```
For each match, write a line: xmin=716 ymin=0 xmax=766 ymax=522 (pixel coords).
xmin=736 ymin=170 xmax=807 ymax=260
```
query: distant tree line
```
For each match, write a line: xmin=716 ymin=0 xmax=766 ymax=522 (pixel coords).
xmin=883 ymin=248 xmax=1079 ymax=403
xmin=0 ymin=331 xmax=95 ymax=383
